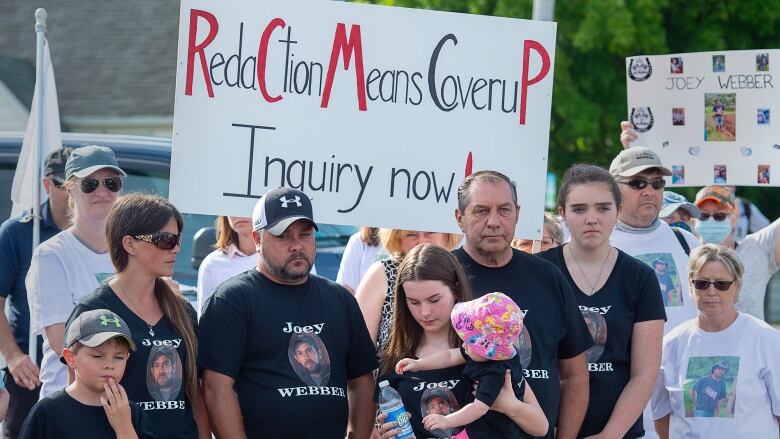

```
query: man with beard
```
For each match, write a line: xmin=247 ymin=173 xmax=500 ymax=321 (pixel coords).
xmin=292 ymin=335 xmax=330 ymax=386
xmin=198 ymin=187 xmax=377 ymax=439
xmin=149 ymin=348 xmax=181 ymax=401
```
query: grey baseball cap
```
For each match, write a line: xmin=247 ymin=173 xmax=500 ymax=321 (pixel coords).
xmin=64 ymin=308 xmax=136 ymax=353
xmin=65 ymin=145 xmax=126 ymax=180
xmin=252 ymin=187 xmax=318 ymax=236
xmin=609 ymin=146 xmax=672 ymax=177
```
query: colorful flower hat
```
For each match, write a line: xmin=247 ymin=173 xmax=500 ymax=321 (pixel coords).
xmin=451 ymin=292 xmax=523 ymax=361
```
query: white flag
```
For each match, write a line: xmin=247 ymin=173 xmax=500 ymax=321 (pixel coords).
xmin=9 ymin=36 xmax=62 ymax=218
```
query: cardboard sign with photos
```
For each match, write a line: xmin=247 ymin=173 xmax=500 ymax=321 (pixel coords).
xmin=626 ymin=50 xmax=780 ymax=187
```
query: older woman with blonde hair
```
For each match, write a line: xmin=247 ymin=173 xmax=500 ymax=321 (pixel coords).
xmin=356 ymin=229 xmax=461 ymax=352
xmin=652 ymin=244 xmax=780 ymax=438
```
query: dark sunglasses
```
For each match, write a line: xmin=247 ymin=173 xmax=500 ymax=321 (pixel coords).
xmin=49 ymin=176 xmax=66 ymax=190
xmin=79 ymin=176 xmax=123 ymax=193
xmin=691 ymin=279 xmax=734 ymax=291
xmin=699 ymin=212 xmax=729 ymax=221
xmin=618 ymin=177 xmax=666 ymax=190
xmin=132 ymin=232 xmax=181 ymax=250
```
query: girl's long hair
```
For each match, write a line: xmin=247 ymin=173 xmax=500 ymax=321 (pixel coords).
xmin=105 ymin=194 xmax=198 ymax=400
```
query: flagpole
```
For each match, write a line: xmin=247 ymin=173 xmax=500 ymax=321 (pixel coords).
xmin=29 ymin=7 xmax=47 ymax=362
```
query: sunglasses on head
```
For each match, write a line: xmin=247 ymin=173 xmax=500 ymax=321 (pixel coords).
xmin=132 ymin=232 xmax=181 ymax=250
xmin=79 ymin=176 xmax=123 ymax=193
xmin=691 ymin=279 xmax=734 ymax=291
xmin=618 ymin=177 xmax=666 ymax=190
xmin=699 ymin=212 xmax=729 ymax=221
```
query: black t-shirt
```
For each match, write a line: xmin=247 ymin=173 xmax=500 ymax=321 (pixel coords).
xmin=538 ymin=246 xmax=666 ymax=439
xmin=453 ymin=248 xmax=592 ymax=437
xmin=198 ymin=270 xmax=378 ymax=438
xmin=18 ymin=389 xmax=156 ymax=439
xmin=461 ymin=346 xmax=529 ymax=439
xmin=377 ymin=364 xmax=469 ymax=439
xmin=67 ymin=286 xmax=199 ymax=439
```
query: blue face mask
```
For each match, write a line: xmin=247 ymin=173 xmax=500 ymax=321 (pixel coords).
xmin=695 ymin=218 xmax=732 ymax=244
xmin=668 ymin=221 xmax=692 ymax=233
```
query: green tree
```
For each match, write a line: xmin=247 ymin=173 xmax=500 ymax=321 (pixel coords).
xmin=359 ymin=0 xmax=780 ymax=218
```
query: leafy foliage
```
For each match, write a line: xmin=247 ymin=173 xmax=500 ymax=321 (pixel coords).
xmin=357 ymin=0 xmax=780 ymax=217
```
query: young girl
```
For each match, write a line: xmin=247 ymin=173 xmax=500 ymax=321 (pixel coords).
xmin=396 ymin=292 xmax=548 ymax=439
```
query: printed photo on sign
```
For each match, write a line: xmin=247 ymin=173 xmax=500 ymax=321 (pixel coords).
xmin=671 ymin=57 xmax=684 ymax=74
xmin=673 ymin=108 xmax=685 ymax=126
xmin=672 ymin=165 xmax=685 ymax=184
xmin=146 ymin=346 xmax=183 ymax=402
xmin=704 ymin=93 xmax=736 ymax=142
xmin=757 ymin=109 xmax=770 ymax=125
xmin=635 ymin=253 xmax=683 ymax=306
xmin=714 ymin=165 xmax=727 ymax=184
xmin=513 ymin=325 xmax=533 ymax=369
xmin=758 ymin=165 xmax=770 ymax=184
xmin=712 ymin=55 xmax=725 ymax=73
xmin=420 ymin=387 xmax=461 ymax=438
xmin=288 ymin=333 xmax=331 ymax=387
xmin=581 ymin=310 xmax=607 ymax=363
xmin=756 ymin=53 xmax=769 ymax=71
xmin=683 ymin=356 xmax=739 ymax=418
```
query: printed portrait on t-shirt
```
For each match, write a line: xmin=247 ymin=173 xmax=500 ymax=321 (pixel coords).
xmin=420 ymin=387 xmax=461 ymax=438
xmin=581 ymin=310 xmax=607 ymax=363
xmin=94 ymin=272 xmax=114 ymax=285
xmin=512 ymin=325 xmax=533 ymax=369
xmin=634 ymin=253 xmax=683 ymax=307
xmin=145 ymin=345 xmax=183 ymax=402
xmin=288 ymin=333 xmax=331 ymax=387
xmin=683 ymin=356 xmax=739 ymax=418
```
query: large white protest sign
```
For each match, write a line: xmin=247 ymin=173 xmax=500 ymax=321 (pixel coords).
xmin=171 ymin=0 xmax=556 ymax=236
xmin=626 ymin=50 xmax=779 ymax=187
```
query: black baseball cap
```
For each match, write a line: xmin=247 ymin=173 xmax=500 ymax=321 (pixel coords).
xmin=43 ymin=147 xmax=73 ymax=182
xmin=62 ymin=309 xmax=136 ymax=363
xmin=252 ymin=187 xmax=318 ymax=236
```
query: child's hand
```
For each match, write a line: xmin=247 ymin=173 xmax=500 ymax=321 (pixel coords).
xmin=101 ymin=379 xmax=136 ymax=438
xmin=423 ymin=413 xmax=449 ymax=431
xmin=395 ymin=358 xmax=419 ymax=374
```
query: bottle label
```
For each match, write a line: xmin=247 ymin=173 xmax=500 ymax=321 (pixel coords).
xmin=385 ymin=406 xmax=414 ymax=437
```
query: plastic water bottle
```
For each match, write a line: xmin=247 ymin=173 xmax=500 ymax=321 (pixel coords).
xmin=378 ymin=380 xmax=415 ymax=439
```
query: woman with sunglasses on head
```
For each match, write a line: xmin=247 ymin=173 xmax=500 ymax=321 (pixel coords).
xmin=652 ymin=244 xmax=780 ymax=438
xmin=27 ymin=145 xmax=126 ymax=399
xmin=691 ymin=186 xmax=780 ymax=322
xmin=196 ymin=216 xmax=256 ymax=317
xmin=537 ymin=164 xmax=665 ymax=438
xmin=67 ymin=194 xmax=210 ymax=438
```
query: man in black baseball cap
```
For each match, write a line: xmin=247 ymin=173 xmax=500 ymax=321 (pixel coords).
xmin=199 ymin=186 xmax=378 ymax=439
xmin=0 ymin=146 xmax=72 ymax=438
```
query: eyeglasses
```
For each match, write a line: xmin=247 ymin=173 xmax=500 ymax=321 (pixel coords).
xmin=699 ymin=212 xmax=729 ymax=221
xmin=79 ymin=176 xmax=123 ymax=193
xmin=617 ymin=177 xmax=666 ymax=190
xmin=691 ymin=279 xmax=734 ymax=291
xmin=48 ymin=176 xmax=66 ymax=189
xmin=132 ymin=232 xmax=181 ymax=250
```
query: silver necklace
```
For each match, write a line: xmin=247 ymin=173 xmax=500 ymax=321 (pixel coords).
xmin=114 ymin=285 xmax=155 ymax=337
xmin=568 ymin=244 xmax=613 ymax=295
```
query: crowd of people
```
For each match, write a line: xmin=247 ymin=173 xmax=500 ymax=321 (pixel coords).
xmin=0 ymin=121 xmax=778 ymax=439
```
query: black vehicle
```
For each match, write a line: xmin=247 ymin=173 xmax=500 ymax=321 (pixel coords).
xmin=0 ymin=132 xmax=354 ymax=299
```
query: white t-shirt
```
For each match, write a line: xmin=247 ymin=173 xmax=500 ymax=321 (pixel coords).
xmin=735 ymin=219 xmax=779 ymax=321
xmin=735 ymin=198 xmax=771 ymax=241
xmin=26 ymin=228 xmax=115 ymax=398
xmin=196 ymin=244 xmax=256 ymax=316
xmin=652 ymin=313 xmax=780 ymax=438
xmin=610 ymin=220 xmax=700 ymax=438
xmin=335 ymin=232 xmax=384 ymax=292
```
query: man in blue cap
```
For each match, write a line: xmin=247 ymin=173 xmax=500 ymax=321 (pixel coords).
xmin=0 ymin=147 xmax=71 ymax=438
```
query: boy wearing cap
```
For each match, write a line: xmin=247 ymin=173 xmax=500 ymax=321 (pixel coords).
xmin=693 ymin=185 xmax=780 ymax=321
xmin=19 ymin=309 xmax=154 ymax=439
xmin=659 ymin=191 xmax=700 ymax=235
xmin=198 ymin=187 xmax=378 ymax=439
xmin=0 ymin=147 xmax=72 ymax=438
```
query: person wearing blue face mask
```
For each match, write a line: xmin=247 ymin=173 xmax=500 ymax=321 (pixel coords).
xmin=659 ymin=192 xmax=700 ymax=235
xmin=693 ymin=186 xmax=780 ymax=322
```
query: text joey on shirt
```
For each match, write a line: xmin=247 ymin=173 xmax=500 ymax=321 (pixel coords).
xmin=412 ymin=380 xmax=460 ymax=392
xmin=140 ymin=338 xmax=182 ymax=348
xmin=283 ymin=321 xmax=325 ymax=334
xmin=578 ymin=305 xmax=611 ymax=315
